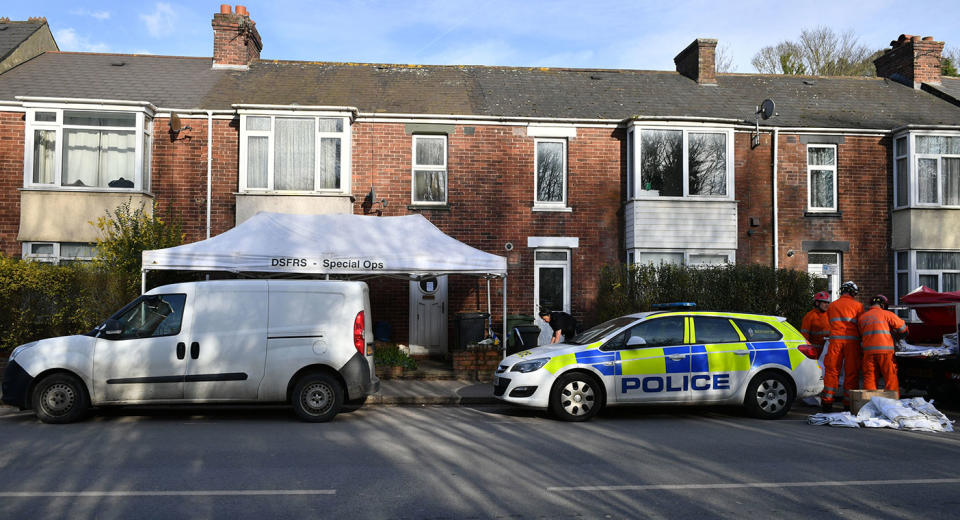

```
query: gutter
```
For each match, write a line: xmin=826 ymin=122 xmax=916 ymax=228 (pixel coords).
xmin=15 ymin=95 xmax=156 ymax=111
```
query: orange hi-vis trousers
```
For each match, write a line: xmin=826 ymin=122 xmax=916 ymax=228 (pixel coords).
xmin=863 ymin=351 xmax=899 ymax=394
xmin=822 ymin=339 xmax=861 ymax=406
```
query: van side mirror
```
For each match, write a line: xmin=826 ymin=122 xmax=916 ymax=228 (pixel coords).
xmin=100 ymin=319 xmax=123 ymax=339
xmin=626 ymin=336 xmax=647 ymax=347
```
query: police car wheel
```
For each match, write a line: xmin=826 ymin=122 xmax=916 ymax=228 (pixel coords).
xmin=291 ymin=373 xmax=343 ymax=423
xmin=550 ymin=373 xmax=602 ymax=422
xmin=32 ymin=373 xmax=90 ymax=424
xmin=744 ymin=371 xmax=794 ymax=419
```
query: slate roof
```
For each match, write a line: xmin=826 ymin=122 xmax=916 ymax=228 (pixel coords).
xmin=926 ymin=77 xmax=960 ymax=109
xmin=0 ymin=21 xmax=44 ymax=62
xmin=2 ymin=51 xmax=960 ymax=129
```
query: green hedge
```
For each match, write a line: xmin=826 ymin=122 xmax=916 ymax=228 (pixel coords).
xmin=0 ymin=257 xmax=138 ymax=352
xmin=595 ymin=262 xmax=818 ymax=329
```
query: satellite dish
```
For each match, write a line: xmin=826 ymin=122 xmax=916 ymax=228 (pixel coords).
xmin=170 ymin=113 xmax=183 ymax=132
xmin=759 ymin=99 xmax=776 ymax=120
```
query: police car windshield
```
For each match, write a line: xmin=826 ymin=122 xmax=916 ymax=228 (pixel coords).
xmin=569 ymin=317 xmax=637 ymax=345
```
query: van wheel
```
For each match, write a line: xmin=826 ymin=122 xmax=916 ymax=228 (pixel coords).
xmin=32 ymin=373 xmax=89 ymax=424
xmin=291 ymin=373 xmax=343 ymax=422
xmin=744 ymin=371 xmax=794 ymax=419
xmin=549 ymin=372 xmax=603 ymax=422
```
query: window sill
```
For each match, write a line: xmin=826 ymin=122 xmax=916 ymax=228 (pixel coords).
xmin=20 ymin=186 xmax=152 ymax=195
xmin=236 ymin=191 xmax=353 ymax=198
xmin=532 ymin=206 xmax=572 ymax=213
xmin=804 ymin=210 xmax=842 ymax=218
xmin=407 ymin=204 xmax=450 ymax=211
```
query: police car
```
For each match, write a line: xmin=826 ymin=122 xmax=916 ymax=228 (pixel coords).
xmin=494 ymin=306 xmax=823 ymax=421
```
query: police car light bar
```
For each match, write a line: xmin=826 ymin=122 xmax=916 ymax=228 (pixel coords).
xmin=652 ymin=302 xmax=697 ymax=309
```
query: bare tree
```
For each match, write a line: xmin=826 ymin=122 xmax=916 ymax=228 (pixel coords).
xmin=751 ymin=27 xmax=880 ymax=76
xmin=716 ymin=44 xmax=736 ymax=73
xmin=944 ymin=46 xmax=960 ymax=76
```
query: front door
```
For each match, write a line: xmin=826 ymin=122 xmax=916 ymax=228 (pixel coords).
xmin=409 ymin=276 xmax=447 ymax=355
xmin=534 ymin=250 xmax=570 ymax=344
xmin=612 ymin=315 xmax=690 ymax=404
xmin=808 ymin=252 xmax=841 ymax=300
xmin=93 ymin=293 xmax=190 ymax=403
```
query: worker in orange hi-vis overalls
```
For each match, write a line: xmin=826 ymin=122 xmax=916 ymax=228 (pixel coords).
xmin=821 ymin=281 xmax=864 ymax=412
xmin=858 ymin=295 xmax=908 ymax=395
xmin=800 ymin=291 xmax=832 ymax=357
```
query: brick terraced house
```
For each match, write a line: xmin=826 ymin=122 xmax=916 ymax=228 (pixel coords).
xmin=1 ymin=6 xmax=959 ymax=353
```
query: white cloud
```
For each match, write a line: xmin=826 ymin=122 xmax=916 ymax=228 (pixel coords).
xmin=54 ymin=28 xmax=110 ymax=53
xmin=69 ymin=9 xmax=111 ymax=20
xmin=139 ymin=3 xmax=177 ymax=39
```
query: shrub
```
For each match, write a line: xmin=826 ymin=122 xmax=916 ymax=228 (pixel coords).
xmin=0 ymin=258 xmax=133 ymax=352
xmin=373 ymin=344 xmax=418 ymax=370
xmin=92 ymin=199 xmax=184 ymax=296
xmin=595 ymin=262 xmax=818 ymax=329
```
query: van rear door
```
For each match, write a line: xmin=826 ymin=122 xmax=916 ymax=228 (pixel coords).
xmin=183 ymin=281 xmax=268 ymax=401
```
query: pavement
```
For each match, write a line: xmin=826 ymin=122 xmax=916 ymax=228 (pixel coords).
xmin=369 ymin=379 xmax=496 ymax=406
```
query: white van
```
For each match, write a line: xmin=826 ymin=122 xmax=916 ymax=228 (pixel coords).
xmin=1 ymin=280 xmax=379 ymax=423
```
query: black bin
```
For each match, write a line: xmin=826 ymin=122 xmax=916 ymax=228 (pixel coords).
xmin=454 ymin=312 xmax=489 ymax=350
xmin=509 ymin=324 xmax=543 ymax=354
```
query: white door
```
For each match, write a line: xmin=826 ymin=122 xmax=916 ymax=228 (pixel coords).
xmin=534 ymin=250 xmax=570 ymax=344
xmin=94 ymin=293 xmax=191 ymax=403
xmin=409 ymin=276 xmax=447 ymax=355
xmin=807 ymin=252 xmax=841 ymax=300
xmin=184 ymin=281 xmax=268 ymax=401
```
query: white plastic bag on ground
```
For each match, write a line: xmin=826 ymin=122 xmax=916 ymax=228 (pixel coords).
xmin=813 ymin=397 xmax=954 ymax=432
xmin=807 ymin=412 xmax=860 ymax=427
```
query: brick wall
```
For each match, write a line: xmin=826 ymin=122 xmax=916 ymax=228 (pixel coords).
xmin=352 ymin=122 xmax=624 ymax=342
xmin=775 ymin=134 xmax=892 ymax=299
xmin=151 ymin=116 xmax=238 ymax=242
xmin=0 ymin=112 xmax=24 ymax=256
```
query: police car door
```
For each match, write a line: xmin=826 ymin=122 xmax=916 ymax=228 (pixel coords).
xmin=688 ymin=316 xmax=750 ymax=402
xmin=612 ymin=315 xmax=690 ymax=404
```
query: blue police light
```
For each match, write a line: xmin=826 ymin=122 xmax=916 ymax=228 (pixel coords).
xmin=652 ymin=302 xmax=697 ymax=309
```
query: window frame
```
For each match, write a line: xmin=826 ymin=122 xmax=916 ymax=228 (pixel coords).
xmin=895 ymin=131 xmax=960 ymax=209
xmin=411 ymin=134 xmax=448 ymax=205
xmin=807 ymin=251 xmax=841 ymax=301
xmin=238 ymin=110 xmax=352 ymax=195
xmin=533 ymin=137 xmax=569 ymax=210
xmin=894 ymin=136 xmax=909 ymax=209
xmin=629 ymin=125 xmax=734 ymax=201
xmin=22 ymin=105 xmax=152 ymax=192
xmin=895 ymin=250 xmax=960 ymax=321
xmin=629 ymin=249 xmax=734 ymax=267
xmin=22 ymin=241 xmax=97 ymax=264
xmin=806 ymin=144 xmax=838 ymax=212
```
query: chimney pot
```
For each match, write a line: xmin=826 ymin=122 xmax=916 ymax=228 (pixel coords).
xmin=212 ymin=5 xmax=262 ymax=68
xmin=875 ymin=33 xmax=943 ymax=88
xmin=220 ymin=4 xmax=231 ymax=14
xmin=236 ymin=5 xmax=248 ymax=16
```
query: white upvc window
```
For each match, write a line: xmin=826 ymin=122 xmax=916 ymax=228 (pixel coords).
xmin=239 ymin=113 xmax=351 ymax=193
xmin=23 ymin=242 xmax=97 ymax=264
xmin=806 ymin=144 xmax=837 ymax=212
xmin=895 ymin=132 xmax=960 ymax=208
xmin=411 ymin=135 xmax=447 ymax=204
xmin=629 ymin=249 xmax=733 ymax=266
xmin=894 ymin=136 xmax=909 ymax=209
xmin=896 ymin=250 xmax=960 ymax=320
xmin=807 ymin=251 xmax=841 ymax=300
xmin=534 ymin=138 xmax=568 ymax=209
xmin=631 ymin=126 xmax=734 ymax=200
xmin=23 ymin=106 xmax=152 ymax=191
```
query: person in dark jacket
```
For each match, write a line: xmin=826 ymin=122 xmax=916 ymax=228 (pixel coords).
xmin=538 ymin=310 xmax=577 ymax=344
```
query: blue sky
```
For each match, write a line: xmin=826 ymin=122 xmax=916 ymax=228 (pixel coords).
xmin=7 ymin=1 xmax=959 ymax=72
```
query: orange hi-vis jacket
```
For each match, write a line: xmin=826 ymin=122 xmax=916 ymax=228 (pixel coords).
xmin=858 ymin=306 xmax=908 ymax=352
xmin=800 ymin=309 xmax=830 ymax=347
xmin=828 ymin=294 xmax=864 ymax=342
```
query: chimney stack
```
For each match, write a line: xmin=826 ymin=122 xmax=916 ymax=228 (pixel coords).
xmin=674 ymin=38 xmax=718 ymax=85
xmin=874 ymin=34 xmax=944 ymax=88
xmin=212 ymin=4 xmax=262 ymax=69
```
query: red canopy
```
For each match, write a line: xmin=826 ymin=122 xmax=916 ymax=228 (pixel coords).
xmin=900 ymin=286 xmax=960 ymax=326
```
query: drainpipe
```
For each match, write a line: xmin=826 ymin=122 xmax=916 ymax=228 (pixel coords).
xmin=206 ymin=111 xmax=213 ymax=239
xmin=772 ymin=128 xmax=779 ymax=269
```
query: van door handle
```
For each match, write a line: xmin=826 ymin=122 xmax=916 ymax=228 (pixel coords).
xmin=668 ymin=354 xmax=686 ymax=361
xmin=190 ymin=342 xmax=199 ymax=359
xmin=176 ymin=342 xmax=185 ymax=360
xmin=734 ymin=351 xmax=748 ymax=356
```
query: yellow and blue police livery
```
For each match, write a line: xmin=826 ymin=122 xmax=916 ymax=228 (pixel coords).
xmin=493 ymin=308 xmax=823 ymax=421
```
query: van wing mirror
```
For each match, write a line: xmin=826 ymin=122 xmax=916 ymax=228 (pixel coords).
xmin=100 ymin=319 xmax=123 ymax=339
xmin=626 ymin=336 xmax=647 ymax=347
